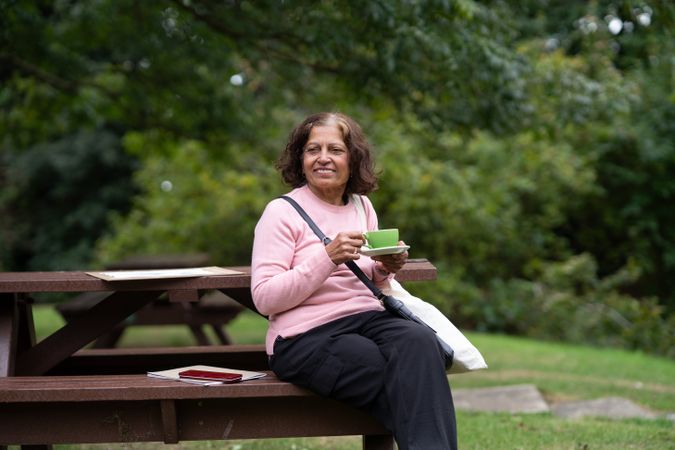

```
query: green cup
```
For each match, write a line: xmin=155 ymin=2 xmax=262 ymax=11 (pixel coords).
xmin=363 ymin=229 xmax=399 ymax=248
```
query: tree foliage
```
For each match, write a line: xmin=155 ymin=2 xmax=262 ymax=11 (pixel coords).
xmin=0 ymin=129 xmax=137 ymax=270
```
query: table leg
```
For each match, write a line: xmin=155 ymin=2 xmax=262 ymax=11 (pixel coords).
xmin=188 ymin=324 xmax=211 ymax=345
xmin=363 ymin=434 xmax=395 ymax=450
xmin=211 ymin=324 xmax=232 ymax=344
xmin=91 ymin=325 xmax=126 ymax=348
xmin=219 ymin=287 xmax=262 ymax=316
xmin=15 ymin=290 xmax=162 ymax=376
xmin=16 ymin=295 xmax=36 ymax=351
xmin=0 ymin=295 xmax=18 ymax=376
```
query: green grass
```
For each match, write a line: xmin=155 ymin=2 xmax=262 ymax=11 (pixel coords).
xmin=31 ymin=305 xmax=675 ymax=449
xmin=457 ymin=413 xmax=674 ymax=450
xmin=451 ymin=333 xmax=675 ymax=412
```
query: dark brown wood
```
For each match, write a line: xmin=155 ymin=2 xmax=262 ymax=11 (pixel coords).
xmin=363 ymin=434 xmax=396 ymax=450
xmin=15 ymin=290 xmax=162 ymax=376
xmin=0 ymin=296 xmax=18 ymax=376
xmin=397 ymin=258 xmax=438 ymax=282
xmin=91 ymin=326 xmax=125 ymax=349
xmin=160 ymin=399 xmax=178 ymax=444
xmin=49 ymin=344 xmax=270 ymax=375
xmin=211 ymin=323 xmax=232 ymax=344
xmin=16 ymin=295 xmax=36 ymax=352
xmin=188 ymin=324 xmax=211 ymax=345
xmin=0 ymin=373 xmax=311 ymax=402
xmin=0 ymin=261 xmax=435 ymax=449
xmin=0 ymin=398 xmax=388 ymax=445
xmin=0 ymin=260 xmax=435 ymax=294
xmin=168 ymin=289 xmax=199 ymax=303
xmin=0 ymin=374 xmax=390 ymax=446
xmin=219 ymin=286 xmax=258 ymax=314
xmin=0 ymin=267 xmax=252 ymax=293
xmin=57 ymin=292 xmax=243 ymax=347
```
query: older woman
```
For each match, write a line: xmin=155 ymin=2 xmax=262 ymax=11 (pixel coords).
xmin=251 ymin=112 xmax=457 ymax=450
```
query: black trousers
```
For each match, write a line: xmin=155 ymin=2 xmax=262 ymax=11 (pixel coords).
xmin=269 ymin=310 xmax=457 ymax=450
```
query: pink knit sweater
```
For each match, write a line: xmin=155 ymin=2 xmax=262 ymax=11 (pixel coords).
xmin=251 ymin=185 xmax=391 ymax=354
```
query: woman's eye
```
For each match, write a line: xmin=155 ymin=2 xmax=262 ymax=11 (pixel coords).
xmin=304 ymin=147 xmax=320 ymax=155
xmin=330 ymin=148 xmax=346 ymax=155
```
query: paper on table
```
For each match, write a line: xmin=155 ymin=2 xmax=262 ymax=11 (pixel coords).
xmin=147 ymin=365 xmax=266 ymax=386
xmin=86 ymin=266 xmax=243 ymax=281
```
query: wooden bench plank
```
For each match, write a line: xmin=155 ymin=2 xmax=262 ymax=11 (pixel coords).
xmin=0 ymin=397 xmax=393 ymax=445
xmin=0 ymin=373 xmax=314 ymax=402
xmin=0 ymin=374 xmax=393 ymax=448
xmin=49 ymin=344 xmax=270 ymax=375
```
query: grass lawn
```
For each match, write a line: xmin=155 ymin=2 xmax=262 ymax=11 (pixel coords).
xmin=30 ymin=305 xmax=675 ymax=449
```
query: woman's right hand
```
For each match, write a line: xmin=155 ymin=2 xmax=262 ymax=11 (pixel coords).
xmin=325 ymin=231 xmax=365 ymax=265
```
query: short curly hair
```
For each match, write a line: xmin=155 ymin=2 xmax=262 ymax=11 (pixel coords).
xmin=276 ymin=112 xmax=379 ymax=195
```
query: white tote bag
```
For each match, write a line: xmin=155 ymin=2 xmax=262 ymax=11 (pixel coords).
xmin=381 ymin=279 xmax=487 ymax=374
xmin=353 ymin=195 xmax=488 ymax=374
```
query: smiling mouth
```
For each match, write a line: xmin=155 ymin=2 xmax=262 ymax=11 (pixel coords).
xmin=314 ymin=168 xmax=335 ymax=174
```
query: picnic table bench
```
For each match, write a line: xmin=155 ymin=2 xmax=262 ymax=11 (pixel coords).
xmin=0 ymin=259 xmax=437 ymax=449
xmin=0 ymin=373 xmax=394 ymax=449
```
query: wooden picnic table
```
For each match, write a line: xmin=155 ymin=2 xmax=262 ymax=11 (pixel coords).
xmin=0 ymin=259 xmax=437 ymax=377
xmin=0 ymin=259 xmax=437 ymax=449
xmin=0 ymin=265 xmax=253 ymax=377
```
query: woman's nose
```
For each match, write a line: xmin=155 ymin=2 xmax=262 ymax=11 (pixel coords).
xmin=317 ymin=148 xmax=331 ymax=161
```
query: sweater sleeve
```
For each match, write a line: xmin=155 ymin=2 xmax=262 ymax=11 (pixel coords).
xmin=251 ymin=199 xmax=337 ymax=316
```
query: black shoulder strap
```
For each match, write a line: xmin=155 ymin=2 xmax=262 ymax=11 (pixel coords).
xmin=279 ymin=195 xmax=385 ymax=300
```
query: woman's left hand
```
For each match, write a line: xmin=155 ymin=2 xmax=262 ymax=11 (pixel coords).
xmin=372 ymin=240 xmax=409 ymax=274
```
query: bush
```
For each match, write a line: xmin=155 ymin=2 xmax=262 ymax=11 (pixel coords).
xmin=411 ymin=254 xmax=675 ymax=358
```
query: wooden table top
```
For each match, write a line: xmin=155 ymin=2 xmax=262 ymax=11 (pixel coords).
xmin=0 ymin=259 xmax=436 ymax=294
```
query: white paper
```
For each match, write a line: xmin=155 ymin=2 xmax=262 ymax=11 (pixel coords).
xmin=147 ymin=365 xmax=266 ymax=386
xmin=86 ymin=266 xmax=243 ymax=281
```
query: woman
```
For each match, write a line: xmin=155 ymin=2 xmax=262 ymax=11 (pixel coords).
xmin=251 ymin=112 xmax=457 ymax=450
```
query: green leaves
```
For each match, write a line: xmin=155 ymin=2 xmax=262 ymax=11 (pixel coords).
xmin=0 ymin=129 xmax=137 ymax=270
xmin=95 ymin=136 xmax=283 ymax=267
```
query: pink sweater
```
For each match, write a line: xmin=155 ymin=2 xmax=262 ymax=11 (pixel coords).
xmin=251 ymin=185 xmax=391 ymax=354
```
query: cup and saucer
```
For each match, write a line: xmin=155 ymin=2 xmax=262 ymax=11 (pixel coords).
xmin=359 ymin=228 xmax=410 ymax=256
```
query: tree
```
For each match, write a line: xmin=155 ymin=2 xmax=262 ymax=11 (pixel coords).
xmin=1 ymin=0 xmax=534 ymax=270
xmin=0 ymin=129 xmax=137 ymax=270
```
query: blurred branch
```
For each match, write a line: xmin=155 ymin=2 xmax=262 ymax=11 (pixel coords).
xmin=1 ymin=52 xmax=116 ymax=98
xmin=169 ymin=0 xmax=343 ymax=74
xmin=1 ymin=53 xmax=79 ymax=93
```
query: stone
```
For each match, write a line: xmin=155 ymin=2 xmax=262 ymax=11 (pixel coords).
xmin=551 ymin=397 xmax=658 ymax=420
xmin=453 ymin=384 xmax=550 ymax=414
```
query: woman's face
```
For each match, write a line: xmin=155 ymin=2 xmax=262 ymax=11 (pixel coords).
xmin=302 ymin=124 xmax=350 ymax=204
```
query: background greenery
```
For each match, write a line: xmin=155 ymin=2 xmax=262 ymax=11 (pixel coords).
xmin=2 ymin=0 xmax=674 ymax=356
